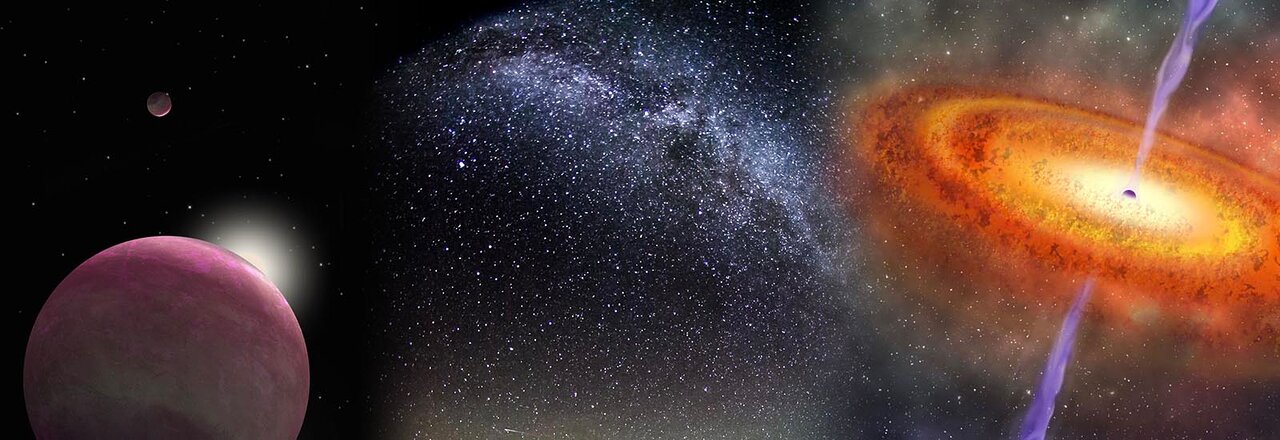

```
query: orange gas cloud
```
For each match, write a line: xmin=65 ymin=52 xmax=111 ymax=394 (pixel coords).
xmin=849 ymin=86 xmax=1279 ymax=377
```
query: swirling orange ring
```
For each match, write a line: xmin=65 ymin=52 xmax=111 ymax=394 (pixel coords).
xmin=854 ymin=86 xmax=1279 ymax=360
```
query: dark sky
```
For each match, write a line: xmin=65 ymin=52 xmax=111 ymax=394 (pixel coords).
xmin=11 ymin=1 xmax=515 ymax=437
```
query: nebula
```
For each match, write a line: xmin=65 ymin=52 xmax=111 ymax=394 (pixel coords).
xmin=851 ymin=86 xmax=1280 ymax=377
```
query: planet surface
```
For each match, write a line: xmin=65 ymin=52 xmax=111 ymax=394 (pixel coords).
xmin=146 ymin=92 xmax=171 ymax=117
xmin=24 ymin=236 xmax=309 ymax=439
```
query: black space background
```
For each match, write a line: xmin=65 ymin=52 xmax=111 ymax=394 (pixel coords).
xmin=10 ymin=1 xmax=517 ymax=437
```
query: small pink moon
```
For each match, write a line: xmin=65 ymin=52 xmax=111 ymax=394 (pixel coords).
xmin=147 ymin=92 xmax=172 ymax=117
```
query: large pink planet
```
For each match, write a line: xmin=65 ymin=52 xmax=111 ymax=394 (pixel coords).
xmin=24 ymin=236 xmax=308 ymax=439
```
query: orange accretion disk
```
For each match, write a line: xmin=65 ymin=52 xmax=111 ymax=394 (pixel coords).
xmin=853 ymin=86 xmax=1279 ymax=373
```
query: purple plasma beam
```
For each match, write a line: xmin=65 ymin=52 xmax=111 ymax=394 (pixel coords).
xmin=1127 ymin=0 xmax=1219 ymax=191
xmin=1018 ymin=278 xmax=1095 ymax=440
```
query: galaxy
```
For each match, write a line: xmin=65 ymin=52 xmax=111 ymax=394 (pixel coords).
xmin=370 ymin=3 xmax=859 ymax=437
xmin=15 ymin=0 xmax=1280 ymax=439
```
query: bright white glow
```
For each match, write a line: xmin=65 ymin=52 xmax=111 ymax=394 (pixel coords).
xmin=1062 ymin=162 xmax=1206 ymax=236
xmin=194 ymin=204 xmax=314 ymax=316
xmin=222 ymin=228 xmax=295 ymax=292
